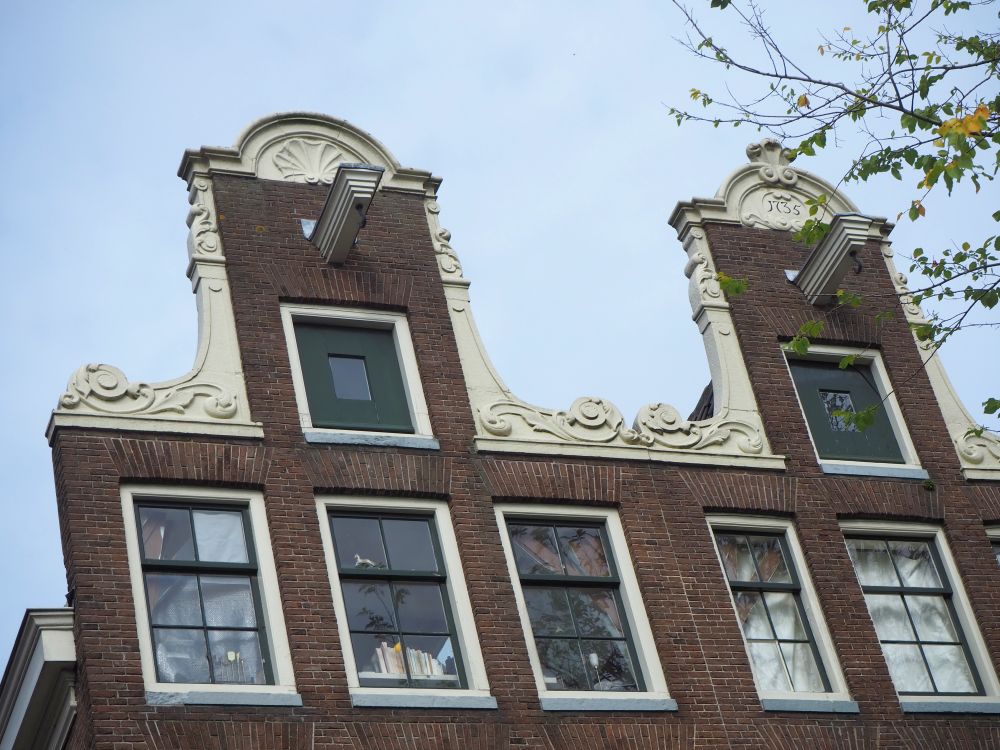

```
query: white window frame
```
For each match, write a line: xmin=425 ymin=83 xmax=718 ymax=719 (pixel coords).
xmin=316 ymin=495 xmax=496 ymax=709
xmin=495 ymin=503 xmax=675 ymax=711
xmin=841 ymin=519 xmax=1000 ymax=712
xmin=120 ymin=484 xmax=299 ymax=705
xmin=783 ymin=344 xmax=926 ymax=480
xmin=707 ymin=514 xmax=855 ymax=712
xmin=280 ymin=303 xmax=435 ymax=446
xmin=986 ymin=527 xmax=1000 ymax=563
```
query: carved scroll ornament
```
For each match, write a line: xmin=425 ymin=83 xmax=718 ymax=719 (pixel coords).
xmin=479 ymin=397 xmax=764 ymax=455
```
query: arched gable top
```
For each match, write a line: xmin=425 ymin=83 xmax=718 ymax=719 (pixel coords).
xmin=178 ymin=111 xmax=441 ymax=195
xmin=671 ymin=138 xmax=862 ymax=237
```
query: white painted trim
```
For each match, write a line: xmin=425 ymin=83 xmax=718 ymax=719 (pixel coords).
xmin=705 ymin=514 xmax=853 ymax=703
xmin=839 ymin=520 xmax=1000 ymax=700
xmin=315 ymin=496 xmax=494 ymax=704
xmin=119 ymin=485 xmax=298 ymax=698
xmin=494 ymin=503 xmax=673 ymax=709
xmin=985 ymin=527 xmax=1000 ymax=542
xmin=783 ymin=344 xmax=925 ymax=474
xmin=279 ymin=303 xmax=434 ymax=441
xmin=0 ymin=610 xmax=75 ymax=750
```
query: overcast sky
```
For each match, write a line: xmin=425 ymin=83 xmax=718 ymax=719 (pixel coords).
xmin=1 ymin=1 xmax=995 ymax=669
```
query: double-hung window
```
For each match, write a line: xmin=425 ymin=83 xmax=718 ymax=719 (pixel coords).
xmin=496 ymin=504 xmax=674 ymax=711
xmin=137 ymin=503 xmax=269 ymax=685
xmin=317 ymin=497 xmax=495 ymax=709
xmin=713 ymin=530 xmax=829 ymax=693
xmin=506 ymin=521 xmax=641 ymax=692
xmin=845 ymin=535 xmax=982 ymax=695
xmin=121 ymin=486 xmax=298 ymax=705
xmin=328 ymin=511 xmax=463 ymax=688
xmin=708 ymin=515 xmax=852 ymax=711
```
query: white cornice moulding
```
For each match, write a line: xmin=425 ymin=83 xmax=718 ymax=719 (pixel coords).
xmin=795 ymin=214 xmax=884 ymax=305
xmin=310 ymin=164 xmax=384 ymax=264
xmin=0 ymin=609 xmax=75 ymax=750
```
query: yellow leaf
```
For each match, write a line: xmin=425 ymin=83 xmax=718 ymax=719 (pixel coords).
xmin=818 ymin=45 xmax=825 ymax=56
xmin=797 ymin=94 xmax=810 ymax=108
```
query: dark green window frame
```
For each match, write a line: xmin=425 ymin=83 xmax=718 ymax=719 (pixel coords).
xmin=135 ymin=501 xmax=273 ymax=686
xmin=293 ymin=320 xmax=414 ymax=433
xmin=506 ymin=519 xmax=645 ymax=693
xmin=846 ymin=535 xmax=983 ymax=696
xmin=328 ymin=511 xmax=467 ymax=689
xmin=713 ymin=529 xmax=831 ymax=693
xmin=787 ymin=357 xmax=906 ymax=464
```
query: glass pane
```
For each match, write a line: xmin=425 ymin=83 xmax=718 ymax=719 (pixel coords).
xmin=404 ymin=635 xmax=460 ymax=686
xmin=883 ymin=643 xmax=933 ymax=692
xmin=331 ymin=516 xmax=387 ymax=570
xmin=524 ymin=587 xmax=575 ymax=637
xmin=568 ymin=589 xmax=625 ymax=638
xmin=888 ymin=541 xmax=942 ymax=588
xmin=865 ymin=594 xmax=915 ymax=641
xmin=382 ymin=518 xmax=438 ymax=572
xmin=993 ymin=543 xmax=1000 ymax=567
xmin=734 ymin=592 xmax=772 ymax=639
xmin=780 ymin=642 xmax=825 ymax=692
xmin=146 ymin=574 xmax=202 ymax=626
xmin=394 ymin=582 xmax=449 ymax=633
xmin=923 ymin=644 xmax=978 ymax=694
xmin=153 ymin=628 xmax=210 ymax=683
xmin=207 ymin=630 xmax=265 ymax=684
xmin=581 ymin=639 xmax=638 ymax=692
xmin=139 ymin=507 xmax=194 ymax=561
xmin=748 ymin=536 xmax=791 ymax=583
xmin=535 ymin=638 xmax=588 ymax=691
xmin=716 ymin=534 xmax=758 ymax=582
xmin=846 ymin=539 xmax=899 ymax=586
xmin=763 ymin=592 xmax=806 ymax=640
xmin=342 ymin=581 xmax=397 ymax=632
xmin=329 ymin=355 xmax=372 ymax=400
xmin=192 ymin=510 xmax=248 ymax=564
xmin=200 ymin=576 xmax=256 ymax=628
xmin=747 ymin=640 xmax=791 ymax=692
xmin=352 ymin=633 xmax=408 ymax=685
xmin=819 ymin=390 xmax=858 ymax=432
xmin=557 ymin=526 xmax=611 ymax=577
xmin=509 ymin=524 xmax=562 ymax=575
xmin=905 ymin=595 xmax=959 ymax=642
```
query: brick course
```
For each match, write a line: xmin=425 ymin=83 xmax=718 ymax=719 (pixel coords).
xmin=50 ymin=172 xmax=1000 ymax=748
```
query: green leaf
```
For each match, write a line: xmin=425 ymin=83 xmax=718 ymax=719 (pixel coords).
xmin=838 ymin=354 xmax=858 ymax=369
xmin=716 ymin=272 xmax=748 ymax=297
xmin=984 ymin=398 xmax=1000 ymax=415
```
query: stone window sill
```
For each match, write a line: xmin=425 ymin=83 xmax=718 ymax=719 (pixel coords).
xmin=760 ymin=698 xmax=859 ymax=713
xmin=820 ymin=461 xmax=928 ymax=480
xmin=349 ymin=689 xmax=497 ymax=709
xmin=539 ymin=693 xmax=677 ymax=712
xmin=901 ymin=698 xmax=1000 ymax=714
xmin=304 ymin=431 xmax=440 ymax=450
xmin=146 ymin=690 xmax=303 ymax=707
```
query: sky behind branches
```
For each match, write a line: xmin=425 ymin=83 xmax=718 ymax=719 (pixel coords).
xmin=1 ymin=0 xmax=996 ymax=669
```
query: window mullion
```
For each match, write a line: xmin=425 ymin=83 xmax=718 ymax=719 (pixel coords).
xmin=194 ymin=573 xmax=216 ymax=684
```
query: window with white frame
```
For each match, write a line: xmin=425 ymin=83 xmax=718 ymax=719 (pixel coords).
xmin=495 ymin=504 xmax=673 ymax=710
xmin=316 ymin=497 xmax=494 ymax=708
xmin=280 ymin=304 xmax=434 ymax=441
xmin=842 ymin=521 xmax=1000 ymax=702
xmin=120 ymin=486 xmax=297 ymax=700
xmin=784 ymin=346 xmax=924 ymax=478
xmin=708 ymin=515 xmax=850 ymax=704
xmin=988 ymin=529 xmax=1000 ymax=568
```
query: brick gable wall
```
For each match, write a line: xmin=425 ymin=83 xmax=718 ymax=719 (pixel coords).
xmin=49 ymin=173 xmax=1000 ymax=748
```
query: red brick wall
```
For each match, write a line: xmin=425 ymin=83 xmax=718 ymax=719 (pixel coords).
xmin=49 ymin=174 xmax=1000 ymax=748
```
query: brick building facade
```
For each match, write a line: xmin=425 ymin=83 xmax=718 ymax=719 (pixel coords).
xmin=3 ymin=112 xmax=1000 ymax=748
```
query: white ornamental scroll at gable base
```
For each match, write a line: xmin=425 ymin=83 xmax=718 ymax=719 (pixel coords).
xmin=48 ymin=173 xmax=261 ymax=441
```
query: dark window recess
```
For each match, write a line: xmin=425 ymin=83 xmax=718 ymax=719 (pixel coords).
xmin=136 ymin=503 xmax=271 ymax=686
xmin=993 ymin=542 xmax=1000 ymax=568
xmin=294 ymin=323 xmax=413 ymax=432
xmin=714 ymin=531 xmax=830 ymax=693
xmin=329 ymin=513 xmax=465 ymax=689
xmin=846 ymin=537 xmax=982 ymax=695
xmin=507 ymin=521 xmax=643 ymax=692
xmin=788 ymin=359 xmax=904 ymax=463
